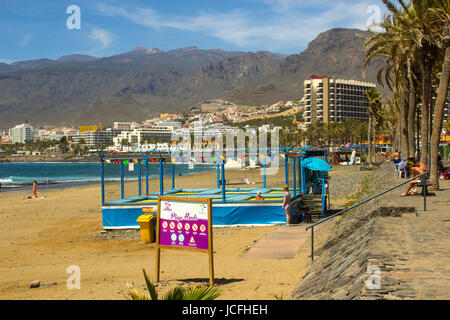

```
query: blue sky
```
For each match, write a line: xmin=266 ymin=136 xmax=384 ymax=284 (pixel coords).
xmin=0 ymin=0 xmax=387 ymax=63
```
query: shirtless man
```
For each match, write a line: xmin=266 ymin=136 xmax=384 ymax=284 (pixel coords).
xmin=400 ymin=160 xmax=427 ymax=196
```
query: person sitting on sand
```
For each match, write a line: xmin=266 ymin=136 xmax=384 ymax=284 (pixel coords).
xmin=282 ymin=185 xmax=291 ymax=227
xmin=255 ymin=191 xmax=264 ymax=200
xmin=31 ymin=180 xmax=38 ymax=198
xmin=400 ymin=160 xmax=427 ymax=196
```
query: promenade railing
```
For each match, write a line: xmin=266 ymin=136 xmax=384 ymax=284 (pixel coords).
xmin=305 ymin=171 xmax=428 ymax=261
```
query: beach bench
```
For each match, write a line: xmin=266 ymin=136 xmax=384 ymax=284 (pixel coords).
xmin=416 ymin=178 xmax=432 ymax=196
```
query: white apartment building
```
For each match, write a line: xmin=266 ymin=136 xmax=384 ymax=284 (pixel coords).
xmin=73 ymin=128 xmax=121 ymax=147
xmin=304 ymin=76 xmax=376 ymax=124
xmin=113 ymin=126 xmax=176 ymax=146
xmin=11 ymin=122 xmax=34 ymax=144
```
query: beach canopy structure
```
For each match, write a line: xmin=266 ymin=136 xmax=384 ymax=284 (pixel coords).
xmin=99 ymin=147 xmax=331 ymax=229
xmin=302 ymin=157 xmax=331 ymax=172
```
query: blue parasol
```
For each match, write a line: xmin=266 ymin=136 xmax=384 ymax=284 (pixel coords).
xmin=302 ymin=157 xmax=332 ymax=172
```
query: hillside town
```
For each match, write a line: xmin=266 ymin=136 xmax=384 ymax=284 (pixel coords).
xmin=1 ymin=75 xmax=449 ymax=161
xmin=0 ymin=97 xmax=305 ymax=159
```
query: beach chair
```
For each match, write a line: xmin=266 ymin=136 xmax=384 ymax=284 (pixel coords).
xmin=398 ymin=167 xmax=406 ymax=178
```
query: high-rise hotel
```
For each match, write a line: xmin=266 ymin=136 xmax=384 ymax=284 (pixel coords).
xmin=304 ymin=75 xmax=377 ymax=124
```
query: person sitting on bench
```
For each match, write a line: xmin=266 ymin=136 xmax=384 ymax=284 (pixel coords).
xmin=400 ymin=159 xmax=427 ymax=196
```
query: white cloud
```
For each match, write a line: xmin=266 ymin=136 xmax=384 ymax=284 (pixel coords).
xmin=96 ymin=1 xmax=380 ymax=52
xmin=89 ymin=27 xmax=114 ymax=49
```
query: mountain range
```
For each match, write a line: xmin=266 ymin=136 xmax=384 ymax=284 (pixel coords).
xmin=0 ymin=28 xmax=385 ymax=128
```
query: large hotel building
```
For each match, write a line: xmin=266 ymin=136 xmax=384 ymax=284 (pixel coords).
xmin=304 ymin=75 xmax=377 ymax=124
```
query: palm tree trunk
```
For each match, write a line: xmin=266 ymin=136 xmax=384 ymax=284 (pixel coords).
xmin=400 ymin=89 xmax=409 ymax=156
xmin=407 ymin=74 xmax=417 ymax=158
xmin=420 ymin=57 xmax=432 ymax=167
xmin=368 ymin=117 xmax=373 ymax=165
xmin=430 ymin=46 xmax=450 ymax=190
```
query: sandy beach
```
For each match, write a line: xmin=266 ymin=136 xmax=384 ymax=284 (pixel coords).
xmin=0 ymin=165 xmax=328 ymax=300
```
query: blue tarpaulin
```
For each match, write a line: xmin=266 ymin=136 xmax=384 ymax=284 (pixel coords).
xmin=302 ymin=157 xmax=332 ymax=172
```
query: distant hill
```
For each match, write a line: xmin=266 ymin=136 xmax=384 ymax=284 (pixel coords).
xmin=0 ymin=28 xmax=384 ymax=128
xmin=224 ymin=28 xmax=385 ymax=105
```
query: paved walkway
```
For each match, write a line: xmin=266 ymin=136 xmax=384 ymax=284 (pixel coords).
xmin=244 ymin=224 xmax=313 ymax=259
xmin=363 ymin=178 xmax=450 ymax=299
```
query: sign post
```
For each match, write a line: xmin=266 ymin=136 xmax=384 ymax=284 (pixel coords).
xmin=155 ymin=196 xmax=214 ymax=286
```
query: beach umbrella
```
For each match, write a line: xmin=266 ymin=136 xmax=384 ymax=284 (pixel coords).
xmin=302 ymin=157 xmax=332 ymax=172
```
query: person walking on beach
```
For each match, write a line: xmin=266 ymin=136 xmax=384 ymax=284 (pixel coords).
xmin=392 ymin=150 xmax=401 ymax=171
xmin=46 ymin=177 xmax=50 ymax=190
xmin=31 ymin=180 xmax=38 ymax=198
xmin=282 ymin=185 xmax=291 ymax=227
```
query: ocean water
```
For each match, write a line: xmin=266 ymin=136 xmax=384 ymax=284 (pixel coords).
xmin=0 ymin=162 xmax=215 ymax=189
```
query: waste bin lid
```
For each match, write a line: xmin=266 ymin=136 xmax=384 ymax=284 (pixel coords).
xmin=137 ymin=214 xmax=154 ymax=223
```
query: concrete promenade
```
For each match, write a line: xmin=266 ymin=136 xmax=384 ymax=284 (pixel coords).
xmin=246 ymin=162 xmax=449 ymax=299
xmin=362 ymin=175 xmax=450 ymax=299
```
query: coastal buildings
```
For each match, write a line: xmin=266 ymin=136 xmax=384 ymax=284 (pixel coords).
xmin=304 ymin=75 xmax=376 ymax=125
xmin=11 ymin=122 xmax=34 ymax=144
xmin=112 ymin=122 xmax=182 ymax=146
xmin=79 ymin=123 xmax=103 ymax=134
xmin=73 ymin=128 xmax=121 ymax=147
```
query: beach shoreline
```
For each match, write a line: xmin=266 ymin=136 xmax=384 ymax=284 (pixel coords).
xmin=0 ymin=162 xmax=383 ymax=300
xmin=0 ymin=165 xmax=312 ymax=300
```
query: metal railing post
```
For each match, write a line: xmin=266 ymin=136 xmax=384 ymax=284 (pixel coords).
xmin=311 ymin=226 xmax=314 ymax=262
xmin=423 ymin=182 xmax=427 ymax=211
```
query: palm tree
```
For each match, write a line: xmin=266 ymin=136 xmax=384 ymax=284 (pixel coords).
xmin=127 ymin=269 xmax=221 ymax=300
xmin=429 ymin=0 xmax=450 ymax=190
xmin=363 ymin=12 xmax=410 ymax=156
xmin=387 ymin=0 xmax=443 ymax=165
xmin=365 ymin=88 xmax=383 ymax=165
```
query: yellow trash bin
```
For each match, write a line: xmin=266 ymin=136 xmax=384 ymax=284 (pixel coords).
xmin=136 ymin=214 xmax=155 ymax=243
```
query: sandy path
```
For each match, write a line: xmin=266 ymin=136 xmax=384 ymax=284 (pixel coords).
xmin=0 ymin=166 xmax=315 ymax=300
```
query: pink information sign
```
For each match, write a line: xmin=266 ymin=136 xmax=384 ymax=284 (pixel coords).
xmin=157 ymin=197 xmax=212 ymax=251
xmin=155 ymin=196 xmax=214 ymax=285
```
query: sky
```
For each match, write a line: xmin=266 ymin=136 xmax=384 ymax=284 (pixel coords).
xmin=0 ymin=0 xmax=387 ymax=64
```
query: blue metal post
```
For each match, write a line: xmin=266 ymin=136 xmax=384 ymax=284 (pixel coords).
xmin=120 ymin=160 xmax=124 ymax=199
xmin=217 ymin=157 xmax=220 ymax=188
xmin=284 ymin=155 xmax=289 ymax=186
xmin=100 ymin=156 xmax=105 ymax=206
xmin=138 ymin=159 xmax=142 ymax=197
xmin=145 ymin=158 xmax=149 ymax=195
xmin=293 ymin=156 xmax=297 ymax=197
xmin=298 ymin=156 xmax=301 ymax=195
xmin=160 ymin=158 xmax=164 ymax=195
xmin=302 ymin=158 xmax=306 ymax=194
xmin=263 ymin=157 xmax=267 ymax=188
xmin=321 ymin=179 xmax=326 ymax=218
xmin=221 ymin=159 xmax=226 ymax=203
xmin=172 ymin=162 xmax=175 ymax=189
